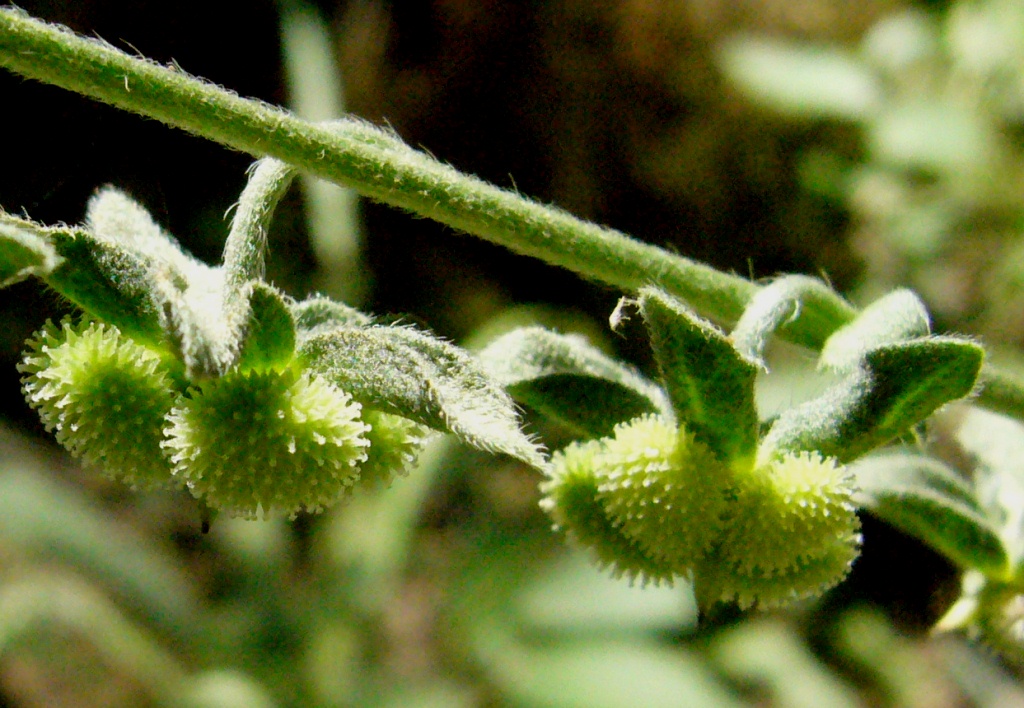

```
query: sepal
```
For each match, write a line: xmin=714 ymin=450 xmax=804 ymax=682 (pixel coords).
xmin=819 ymin=289 xmax=931 ymax=372
xmin=299 ymin=325 xmax=545 ymax=467
xmin=637 ymin=287 xmax=758 ymax=464
xmin=730 ymin=275 xmax=855 ymax=364
xmin=761 ymin=336 xmax=984 ymax=462
xmin=235 ymin=282 xmax=296 ymax=373
xmin=478 ymin=326 xmax=671 ymax=439
xmin=0 ymin=211 xmax=61 ymax=288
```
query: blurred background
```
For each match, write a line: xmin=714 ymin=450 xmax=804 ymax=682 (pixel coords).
xmin=2 ymin=0 xmax=1024 ymax=704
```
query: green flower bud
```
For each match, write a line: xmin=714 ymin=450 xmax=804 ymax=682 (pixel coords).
xmin=19 ymin=319 xmax=177 ymax=489
xmin=699 ymin=451 xmax=861 ymax=609
xmin=357 ymin=410 xmax=431 ymax=489
xmin=163 ymin=369 xmax=370 ymax=518
xmin=598 ymin=415 xmax=731 ymax=570
xmin=541 ymin=439 xmax=677 ymax=586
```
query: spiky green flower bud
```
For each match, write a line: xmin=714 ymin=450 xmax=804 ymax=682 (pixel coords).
xmin=18 ymin=319 xmax=178 ymax=489
xmin=162 ymin=369 xmax=370 ymax=518
xmin=598 ymin=415 xmax=731 ymax=570
xmin=357 ymin=410 xmax=431 ymax=488
xmin=541 ymin=439 xmax=676 ymax=585
xmin=699 ymin=451 xmax=861 ymax=609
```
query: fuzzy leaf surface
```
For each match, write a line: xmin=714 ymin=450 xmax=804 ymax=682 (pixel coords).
xmin=0 ymin=213 xmax=61 ymax=288
xmin=730 ymin=275 xmax=855 ymax=364
xmin=299 ymin=325 xmax=545 ymax=467
xmin=820 ymin=289 xmax=930 ymax=372
xmin=638 ymin=287 xmax=758 ymax=463
xmin=235 ymin=282 xmax=296 ymax=372
xmin=852 ymin=452 xmax=1008 ymax=575
xmin=763 ymin=337 xmax=984 ymax=462
xmin=291 ymin=296 xmax=372 ymax=343
xmin=44 ymin=227 xmax=167 ymax=345
xmin=478 ymin=327 xmax=670 ymax=439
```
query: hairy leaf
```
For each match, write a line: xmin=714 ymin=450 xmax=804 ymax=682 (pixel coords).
xmin=45 ymin=227 xmax=167 ymax=345
xmin=638 ymin=288 xmax=758 ymax=464
xmin=0 ymin=213 xmax=61 ymax=287
xmin=820 ymin=289 xmax=930 ymax=372
xmin=299 ymin=325 xmax=544 ymax=467
xmin=731 ymin=275 xmax=855 ymax=364
xmin=852 ymin=452 xmax=1008 ymax=575
xmin=762 ymin=337 xmax=984 ymax=462
xmin=291 ymin=295 xmax=372 ymax=342
xmin=478 ymin=327 xmax=670 ymax=439
xmin=235 ymin=282 xmax=296 ymax=372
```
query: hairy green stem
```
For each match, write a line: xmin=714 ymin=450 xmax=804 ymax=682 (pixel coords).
xmin=2 ymin=8 xmax=1024 ymax=421
xmin=0 ymin=8 xmax=752 ymax=316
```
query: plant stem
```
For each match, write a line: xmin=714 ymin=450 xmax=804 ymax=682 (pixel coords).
xmin=0 ymin=8 xmax=754 ymax=316
xmin=3 ymin=8 xmax=1024 ymax=420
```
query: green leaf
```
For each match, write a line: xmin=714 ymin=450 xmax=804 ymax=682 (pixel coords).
xmin=762 ymin=337 xmax=985 ymax=462
xmin=291 ymin=295 xmax=373 ymax=342
xmin=869 ymin=101 xmax=997 ymax=175
xmin=719 ymin=35 xmax=881 ymax=121
xmin=957 ymin=408 xmax=1024 ymax=570
xmin=478 ymin=327 xmax=670 ymax=439
xmin=730 ymin=275 xmax=856 ymax=364
xmin=851 ymin=452 xmax=1008 ymax=575
xmin=638 ymin=288 xmax=758 ymax=464
xmin=0 ymin=212 xmax=61 ymax=287
xmin=820 ymin=289 xmax=930 ymax=372
xmin=298 ymin=325 xmax=545 ymax=467
xmin=45 ymin=227 xmax=167 ymax=345
xmin=235 ymin=282 xmax=296 ymax=372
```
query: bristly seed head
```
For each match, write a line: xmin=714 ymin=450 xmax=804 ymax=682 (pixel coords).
xmin=19 ymin=318 xmax=178 ymax=489
xmin=162 ymin=368 xmax=369 ymax=518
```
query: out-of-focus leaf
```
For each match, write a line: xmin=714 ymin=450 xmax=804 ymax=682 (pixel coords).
xmin=820 ymin=290 xmax=931 ymax=372
xmin=958 ymin=408 xmax=1024 ymax=568
xmin=763 ymin=337 xmax=984 ymax=462
xmin=639 ymin=288 xmax=758 ymax=464
xmin=0 ymin=427 xmax=197 ymax=640
xmin=478 ymin=327 xmax=670 ymax=439
xmin=0 ymin=213 xmax=61 ymax=287
xmin=852 ymin=451 xmax=1008 ymax=575
xmin=0 ymin=572 xmax=188 ymax=703
xmin=711 ymin=617 xmax=861 ymax=708
xmin=719 ymin=35 xmax=881 ymax=121
xmin=517 ymin=550 xmax=697 ymax=635
xmin=869 ymin=101 xmax=997 ymax=175
xmin=299 ymin=325 xmax=545 ymax=467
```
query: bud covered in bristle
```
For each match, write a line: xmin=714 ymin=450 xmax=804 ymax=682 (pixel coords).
xmin=19 ymin=319 xmax=178 ymax=489
xmin=541 ymin=439 xmax=677 ymax=585
xmin=357 ymin=410 xmax=431 ymax=489
xmin=698 ymin=451 xmax=861 ymax=609
xmin=162 ymin=369 xmax=369 ymax=518
xmin=598 ymin=415 xmax=731 ymax=569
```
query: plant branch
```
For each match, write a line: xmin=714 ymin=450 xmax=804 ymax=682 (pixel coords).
xmin=3 ymin=8 xmax=1024 ymax=420
xmin=0 ymin=8 xmax=755 ymax=317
